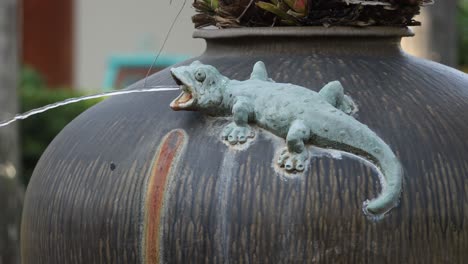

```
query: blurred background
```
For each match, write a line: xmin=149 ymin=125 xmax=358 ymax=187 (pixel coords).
xmin=0 ymin=0 xmax=467 ymax=263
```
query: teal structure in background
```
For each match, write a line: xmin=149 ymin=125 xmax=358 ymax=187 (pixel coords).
xmin=103 ymin=53 xmax=189 ymax=90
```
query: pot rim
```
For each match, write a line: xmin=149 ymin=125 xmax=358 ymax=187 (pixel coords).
xmin=193 ymin=26 xmax=414 ymax=39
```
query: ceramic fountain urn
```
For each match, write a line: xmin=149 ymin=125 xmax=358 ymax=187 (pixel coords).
xmin=21 ymin=26 xmax=468 ymax=263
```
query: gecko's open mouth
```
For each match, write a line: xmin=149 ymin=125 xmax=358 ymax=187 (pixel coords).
xmin=170 ymin=72 xmax=196 ymax=110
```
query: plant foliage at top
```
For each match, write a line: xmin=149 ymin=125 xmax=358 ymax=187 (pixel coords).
xmin=192 ymin=0 xmax=433 ymax=28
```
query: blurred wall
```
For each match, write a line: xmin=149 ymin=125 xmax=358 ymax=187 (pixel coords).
xmin=22 ymin=0 xmax=74 ymax=88
xmin=75 ymin=0 xmax=205 ymax=89
xmin=74 ymin=1 xmax=458 ymax=89
xmin=402 ymin=1 xmax=458 ymax=67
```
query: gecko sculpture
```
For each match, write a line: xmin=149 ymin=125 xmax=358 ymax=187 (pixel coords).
xmin=169 ymin=60 xmax=402 ymax=218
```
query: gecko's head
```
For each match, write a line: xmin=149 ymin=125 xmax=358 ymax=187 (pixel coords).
xmin=170 ymin=61 xmax=226 ymax=111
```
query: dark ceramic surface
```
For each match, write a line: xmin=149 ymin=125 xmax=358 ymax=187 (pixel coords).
xmin=21 ymin=27 xmax=468 ymax=263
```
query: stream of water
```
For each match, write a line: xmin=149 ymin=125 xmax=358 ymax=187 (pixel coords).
xmin=0 ymin=86 xmax=179 ymax=128
xmin=0 ymin=1 xmax=188 ymax=129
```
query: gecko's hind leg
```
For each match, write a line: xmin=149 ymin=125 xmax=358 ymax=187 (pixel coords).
xmin=319 ymin=81 xmax=356 ymax=114
xmin=277 ymin=120 xmax=310 ymax=172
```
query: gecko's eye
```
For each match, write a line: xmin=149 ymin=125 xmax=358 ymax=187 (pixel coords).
xmin=195 ymin=70 xmax=206 ymax=83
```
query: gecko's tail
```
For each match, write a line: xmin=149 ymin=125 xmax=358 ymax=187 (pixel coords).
xmin=337 ymin=120 xmax=403 ymax=219
xmin=361 ymin=141 xmax=403 ymax=220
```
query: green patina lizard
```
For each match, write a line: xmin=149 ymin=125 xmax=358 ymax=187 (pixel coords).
xmin=169 ymin=61 xmax=402 ymax=218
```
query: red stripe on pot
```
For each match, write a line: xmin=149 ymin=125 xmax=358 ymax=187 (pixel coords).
xmin=143 ymin=129 xmax=187 ymax=264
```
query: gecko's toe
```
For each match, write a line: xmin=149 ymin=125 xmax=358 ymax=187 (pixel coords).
xmin=222 ymin=123 xmax=255 ymax=145
xmin=294 ymin=155 xmax=307 ymax=171
xmin=222 ymin=124 xmax=235 ymax=140
xmin=277 ymin=149 xmax=309 ymax=173
xmin=277 ymin=148 xmax=289 ymax=165
xmin=285 ymin=160 xmax=294 ymax=171
xmin=296 ymin=162 xmax=305 ymax=172
xmin=238 ymin=127 xmax=255 ymax=144
xmin=238 ymin=134 xmax=247 ymax=143
xmin=277 ymin=157 xmax=286 ymax=166
xmin=228 ymin=132 xmax=239 ymax=145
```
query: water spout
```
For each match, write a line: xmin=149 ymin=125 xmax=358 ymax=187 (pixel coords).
xmin=0 ymin=86 xmax=179 ymax=128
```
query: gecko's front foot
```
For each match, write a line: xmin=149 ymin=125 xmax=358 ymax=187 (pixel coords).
xmin=222 ymin=122 xmax=255 ymax=145
xmin=277 ymin=148 xmax=309 ymax=172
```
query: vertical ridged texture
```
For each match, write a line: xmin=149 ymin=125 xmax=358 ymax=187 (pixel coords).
xmin=21 ymin=32 xmax=468 ymax=263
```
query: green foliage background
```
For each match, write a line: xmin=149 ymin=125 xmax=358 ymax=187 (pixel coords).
xmin=19 ymin=67 xmax=101 ymax=185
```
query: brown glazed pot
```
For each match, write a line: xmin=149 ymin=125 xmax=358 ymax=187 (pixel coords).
xmin=21 ymin=27 xmax=468 ymax=263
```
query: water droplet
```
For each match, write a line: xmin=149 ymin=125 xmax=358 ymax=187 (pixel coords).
xmin=0 ymin=162 xmax=16 ymax=179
